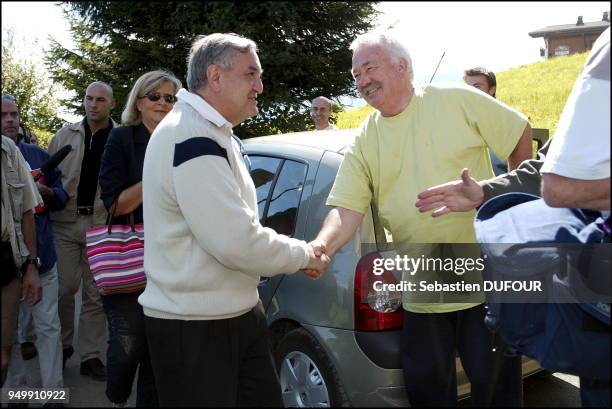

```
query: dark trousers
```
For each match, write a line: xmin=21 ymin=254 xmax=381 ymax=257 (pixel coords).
xmin=102 ymin=292 xmax=158 ymax=407
xmin=145 ymin=304 xmax=282 ymax=407
xmin=401 ymin=304 xmax=523 ymax=407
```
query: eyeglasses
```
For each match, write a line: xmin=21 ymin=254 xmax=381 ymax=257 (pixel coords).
xmin=143 ymin=92 xmax=177 ymax=104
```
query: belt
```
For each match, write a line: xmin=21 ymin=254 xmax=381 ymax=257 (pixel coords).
xmin=76 ymin=206 xmax=94 ymax=215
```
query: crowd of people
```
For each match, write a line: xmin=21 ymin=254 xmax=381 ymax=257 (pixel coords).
xmin=1 ymin=26 xmax=609 ymax=408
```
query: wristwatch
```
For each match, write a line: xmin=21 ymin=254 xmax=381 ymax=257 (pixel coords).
xmin=24 ymin=257 xmax=41 ymax=269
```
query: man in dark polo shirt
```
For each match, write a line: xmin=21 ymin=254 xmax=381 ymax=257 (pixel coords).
xmin=462 ymin=66 xmax=512 ymax=176
xmin=47 ymin=82 xmax=116 ymax=381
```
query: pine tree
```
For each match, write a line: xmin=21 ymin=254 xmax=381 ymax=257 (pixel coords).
xmin=46 ymin=1 xmax=378 ymax=138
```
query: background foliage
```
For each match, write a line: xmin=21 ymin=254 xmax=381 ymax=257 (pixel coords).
xmin=46 ymin=1 xmax=378 ymax=138
xmin=2 ymin=29 xmax=64 ymax=148
xmin=496 ymin=51 xmax=588 ymax=136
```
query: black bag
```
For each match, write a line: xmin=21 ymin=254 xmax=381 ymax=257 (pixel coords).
xmin=475 ymin=193 xmax=610 ymax=380
xmin=1 ymin=241 xmax=19 ymax=287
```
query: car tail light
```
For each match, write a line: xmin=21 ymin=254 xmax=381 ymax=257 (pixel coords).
xmin=354 ymin=252 xmax=404 ymax=331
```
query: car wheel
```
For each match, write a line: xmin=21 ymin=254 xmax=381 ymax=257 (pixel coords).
xmin=275 ymin=328 xmax=349 ymax=408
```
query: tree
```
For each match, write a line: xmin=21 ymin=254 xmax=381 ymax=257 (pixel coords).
xmin=2 ymin=29 xmax=64 ymax=147
xmin=46 ymin=1 xmax=378 ymax=138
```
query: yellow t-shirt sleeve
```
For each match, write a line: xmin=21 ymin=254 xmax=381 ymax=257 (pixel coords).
xmin=460 ymin=87 xmax=529 ymax=160
xmin=326 ymin=127 xmax=372 ymax=215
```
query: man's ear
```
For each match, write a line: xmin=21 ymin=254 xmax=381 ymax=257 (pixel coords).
xmin=397 ymin=57 xmax=407 ymax=73
xmin=206 ymin=64 xmax=222 ymax=92
xmin=490 ymin=85 xmax=497 ymax=98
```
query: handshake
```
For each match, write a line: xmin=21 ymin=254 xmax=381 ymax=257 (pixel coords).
xmin=301 ymin=239 xmax=330 ymax=280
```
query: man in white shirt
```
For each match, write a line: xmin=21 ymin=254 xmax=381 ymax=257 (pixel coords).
xmin=541 ymin=27 xmax=610 ymax=409
xmin=140 ymin=33 xmax=330 ymax=407
xmin=310 ymin=96 xmax=339 ymax=130
xmin=541 ymin=28 xmax=610 ymax=212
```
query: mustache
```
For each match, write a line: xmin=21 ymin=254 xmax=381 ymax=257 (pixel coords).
xmin=360 ymin=82 xmax=382 ymax=95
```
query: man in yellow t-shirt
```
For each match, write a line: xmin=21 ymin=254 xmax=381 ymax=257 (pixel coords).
xmin=311 ymin=31 xmax=533 ymax=406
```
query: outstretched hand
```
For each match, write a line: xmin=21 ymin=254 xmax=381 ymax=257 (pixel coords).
xmin=415 ymin=168 xmax=485 ymax=217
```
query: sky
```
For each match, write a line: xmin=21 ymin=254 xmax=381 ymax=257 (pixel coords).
xmin=375 ymin=1 xmax=609 ymax=83
xmin=2 ymin=1 xmax=610 ymax=115
xmin=2 ymin=2 xmax=73 ymax=57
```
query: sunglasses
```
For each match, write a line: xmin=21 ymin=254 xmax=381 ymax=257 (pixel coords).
xmin=143 ymin=92 xmax=177 ymax=104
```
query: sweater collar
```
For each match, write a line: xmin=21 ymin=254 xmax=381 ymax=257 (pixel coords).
xmin=176 ymin=88 xmax=232 ymax=131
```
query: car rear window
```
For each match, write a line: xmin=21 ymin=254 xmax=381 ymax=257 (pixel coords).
xmin=249 ymin=155 xmax=308 ymax=238
xmin=249 ymin=156 xmax=282 ymax=220
xmin=265 ymin=160 xmax=307 ymax=237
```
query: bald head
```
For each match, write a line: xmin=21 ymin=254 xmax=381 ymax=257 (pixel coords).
xmin=83 ymin=81 xmax=115 ymax=126
xmin=86 ymin=81 xmax=114 ymax=97
xmin=310 ymin=96 xmax=334 ymax=130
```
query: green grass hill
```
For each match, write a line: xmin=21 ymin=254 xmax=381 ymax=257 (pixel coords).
xmin=336 ymin=52 xmax=589 ymax=137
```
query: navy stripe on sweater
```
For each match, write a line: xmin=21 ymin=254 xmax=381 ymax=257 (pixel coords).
xmin=173 ymin=137 xmax=229 ymax=167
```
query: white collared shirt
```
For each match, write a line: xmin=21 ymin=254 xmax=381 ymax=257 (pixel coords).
xmin=176 ymin=88 xmax=233 ymax=130
xmin=321 ymin=123 xmax=339 ymax=131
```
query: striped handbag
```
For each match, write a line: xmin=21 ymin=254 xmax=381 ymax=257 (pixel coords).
xmin=85 ymin=209 xmax=146 ymax=296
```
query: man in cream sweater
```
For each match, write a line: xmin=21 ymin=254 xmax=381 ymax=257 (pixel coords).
xmin=140 ymin=33 xmax=329 ymax=407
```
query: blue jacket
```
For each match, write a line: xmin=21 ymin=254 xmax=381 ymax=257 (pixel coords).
xmin=18 ymin=142 xmax=69 ymax=273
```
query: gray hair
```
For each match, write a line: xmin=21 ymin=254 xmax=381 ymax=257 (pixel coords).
xmin=2 ymin=94 xmax=17 ymax=103
xmin=312 ymin=96 xmax=334 ymax=110
xmin=350 ymin=31 xmax=414 ymax=83
xmin=1 ymin=94 xmax=19 ymax=115
xmin=121 ymin=70 xmax=182 ymax=126
xmin=186 ymin=33 xmax=258 ymax=93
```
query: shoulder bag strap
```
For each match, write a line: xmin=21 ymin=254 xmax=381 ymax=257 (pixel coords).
xmin=107 ymin=200 xmax=118 ymax=233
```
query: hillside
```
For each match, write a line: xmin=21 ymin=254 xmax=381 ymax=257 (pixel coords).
xmin=336 ymin=52 xmax=589 ymax=136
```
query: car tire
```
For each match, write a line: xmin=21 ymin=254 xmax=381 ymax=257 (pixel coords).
xmin=275 ymin=328 xmax=349 ymax=408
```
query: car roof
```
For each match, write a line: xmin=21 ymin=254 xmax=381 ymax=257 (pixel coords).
xmin=244 ymin=129 xmax=357 ymax=153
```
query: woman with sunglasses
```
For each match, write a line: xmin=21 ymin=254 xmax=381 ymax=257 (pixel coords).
xmin=98 ymin=70 xmax=181 ymax=407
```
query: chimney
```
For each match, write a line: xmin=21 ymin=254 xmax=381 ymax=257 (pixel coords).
xmin=603 ymin=11 xmax=609 ymax=22
xmin=576 ymin=16 xmax=584 ymax=26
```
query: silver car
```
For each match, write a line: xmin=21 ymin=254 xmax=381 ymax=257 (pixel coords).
xmin=243 ymin=129 xmax=539 ymax=407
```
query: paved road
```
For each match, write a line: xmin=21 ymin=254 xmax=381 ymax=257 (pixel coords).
xmin=17 ymin=358 xmax=582 ymax=407
xmin=524 ymin=372 xmax=581 ymax=407
xmin=12 ymin=286 xmax=136 ymax=407
xmin=460 ymin=371 xmax=581 ymax=407
xmin=63 ymin=286 xmax=137 ymax=407
xmin=12 ymin=285 xmax=581 ymax=407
